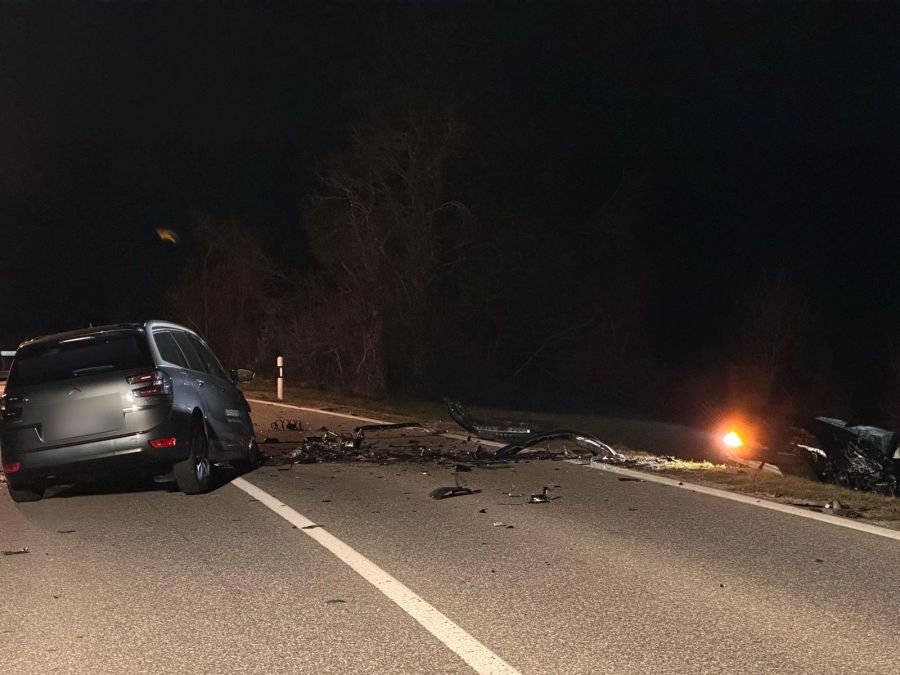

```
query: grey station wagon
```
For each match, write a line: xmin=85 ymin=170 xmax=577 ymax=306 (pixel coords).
xmin=0 ymin=321 xmax=260 ymax=502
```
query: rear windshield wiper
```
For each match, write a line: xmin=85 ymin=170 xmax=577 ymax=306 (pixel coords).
xmin=72 ymin=364 xmax=116 ymax=376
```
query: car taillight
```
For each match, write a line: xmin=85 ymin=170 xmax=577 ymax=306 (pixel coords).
xmin=128 ymin=371 xmax=171 ymax=398
xmin=2 ymin=461 xmax=20 ymax=474
xmin=149 ymin=437 xmax=176 ymax=449
xmin=0 ymin=395 xmax=22 ymax=421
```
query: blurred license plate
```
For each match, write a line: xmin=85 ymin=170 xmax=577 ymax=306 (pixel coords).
xmin=45 ymin=396 xmax=122 ymax=441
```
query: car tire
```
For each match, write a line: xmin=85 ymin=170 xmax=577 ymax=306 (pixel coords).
xmin=7 ymin=483 xmax=45 ymax=503
xmin=174 ymin=420 xmax=212 ymax=495
xmin=246 ymin=438 xmax=263 ymax=470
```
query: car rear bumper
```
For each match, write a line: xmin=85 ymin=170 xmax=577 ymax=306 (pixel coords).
xmin=0 ymin=420 xmax=189 ymax=485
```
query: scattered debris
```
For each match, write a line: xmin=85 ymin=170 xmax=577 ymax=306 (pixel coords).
xmin=271 ymin=418 xmax=302 ymax=431
xmin=496 ymin=430 xmax=626 ymax=461
xmin=431 ymin=473 xmax=481 ymax=499
xmin=446 ymin=400 xmax=538 ymax=442
xmin=478 ymin=508 xmax=487 ymax=513
xmin=430 ymin=485 xmax=480 ymax=499
xmin=301 ymin=524 xmax=322 ymax=530
xmin=56 ymin=530 xmax=76 ymax=534
xmin=618 ymin=477 xmax=644 ymax=482
xmin=325 ymin=599 xmax=346 ymax=604
xmin=492 ymin=521 xmax=507 ymax=527
xmin=1 ymin=547 xmax=29 ymax=556
xmin=353 ymin=422 xmax=424 ymax=448
xmin=528 ymin=487 xmax=552 ymax=503
xmin=788 ymin=498 xmax=863 ymax=519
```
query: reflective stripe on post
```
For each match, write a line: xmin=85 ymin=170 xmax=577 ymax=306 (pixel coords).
xmin=276 ymin=355 xmax=284 ymax=401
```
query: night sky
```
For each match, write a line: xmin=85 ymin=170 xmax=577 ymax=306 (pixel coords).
xmin=3 ymin=2 xmax=900 ymax=419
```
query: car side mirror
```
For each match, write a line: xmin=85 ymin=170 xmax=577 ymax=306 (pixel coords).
xmin=230 ymin=368 xmax=255 ymax=384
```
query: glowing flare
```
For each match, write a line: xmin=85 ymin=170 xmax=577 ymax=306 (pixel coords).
xmin=722 ymin=431 xmax=743 ymax=448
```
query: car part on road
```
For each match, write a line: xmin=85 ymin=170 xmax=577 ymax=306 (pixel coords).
xmin=352 ymin=421 xmax=425 ymax=448
xmin=1 ymin=547 xmax=29 ymax=555
xmin=430 ymin=472 xmax=481 ymax=499
xmin=270 ymin=418 xmax=302 ymax=431
xmin=445 ymin=400 xmax=625 ymax=462
xmin=429 ymin=485 xmax=481 ymax=499
xmin=495 ymin=430 xmax=625 ymax=460
xmin=786 ymin=498 xmax=863 ymax=519
xmin=445 ymin=399 xmax=539 ymax=441
xmin=528 ymin=487 xmax=552 ymax=503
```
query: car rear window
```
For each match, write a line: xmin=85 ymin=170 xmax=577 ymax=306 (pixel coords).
xmin=8 ymin=332 xmax=153 ymax=387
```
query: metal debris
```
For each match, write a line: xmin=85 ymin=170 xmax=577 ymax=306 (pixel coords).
xmin=353 ymin=421 xmax=424 ymax=448
xmin=431 ymin=473 xmax=481 ymax=499
xmin=1 ymin=547 xmax=29 ymax=556
xmin=271 ymin=418 xmax=302 ymax=431
xmin=788 ymin=498 xmax=863 ymax=519
xmin=430 ymin=485 xmax=480 ymax=499
xmin=445 ymin=399 xmax=539 ymax=441
xmin=496 ymin=430 xmax=625 ymax=460
xmin=528 ymin=487 xmax=552 ymax=503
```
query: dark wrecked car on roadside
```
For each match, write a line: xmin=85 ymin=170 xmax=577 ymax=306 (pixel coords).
xmin=793 ymin=417 xmax=900 ymax=495
xmin=739 ymin=416 xmax=900 ymax=496
xmin=0 ymin=321 xmax=260 ymax=502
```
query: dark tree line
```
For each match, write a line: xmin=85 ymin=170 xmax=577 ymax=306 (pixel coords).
xmin=165 ymin=26 xmax=871 ymax=426
xmin=167 ymin=73 xmax=663 ymax=415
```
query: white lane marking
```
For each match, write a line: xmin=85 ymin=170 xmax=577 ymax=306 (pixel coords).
xmin=248 ymin=398 xmax=386 ymax=424
xmin=249 ymin=398 xmax=900 ymax=543
xmin=578 ymin=460 xmax=900 ymax=543
xmin=231 ymin=477 xmax=520 ymax=675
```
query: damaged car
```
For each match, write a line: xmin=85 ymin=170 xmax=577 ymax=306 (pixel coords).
xmin=0 ymin=321 xmax=259 ymax=502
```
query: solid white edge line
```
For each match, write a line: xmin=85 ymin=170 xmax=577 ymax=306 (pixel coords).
xmin=231 ymin=476 xmax=521 ymax=675
xmin=576 ymin=460 xmax=900 ymax=542
xmin=248 ymin=398 xmax=387 ymax=424
xmin=249 ymin=397 xmax=900 ymax=543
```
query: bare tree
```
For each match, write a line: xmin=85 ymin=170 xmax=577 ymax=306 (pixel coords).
xmin=167 ymin=216 xmax=274 ymax=370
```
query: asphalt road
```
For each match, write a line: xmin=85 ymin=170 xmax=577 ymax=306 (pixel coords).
xmin=1 ymin=401 xmax=899 ymax=674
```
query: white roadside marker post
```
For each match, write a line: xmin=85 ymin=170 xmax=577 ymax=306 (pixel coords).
xmin=276 ymin=355 xmax=284 ymax=401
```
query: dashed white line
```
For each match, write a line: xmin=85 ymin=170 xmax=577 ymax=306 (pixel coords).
xmin=248 ymin=397 xmax=900 ymax=543
xmin=231 ymin=476 xmax=521 ymax=675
